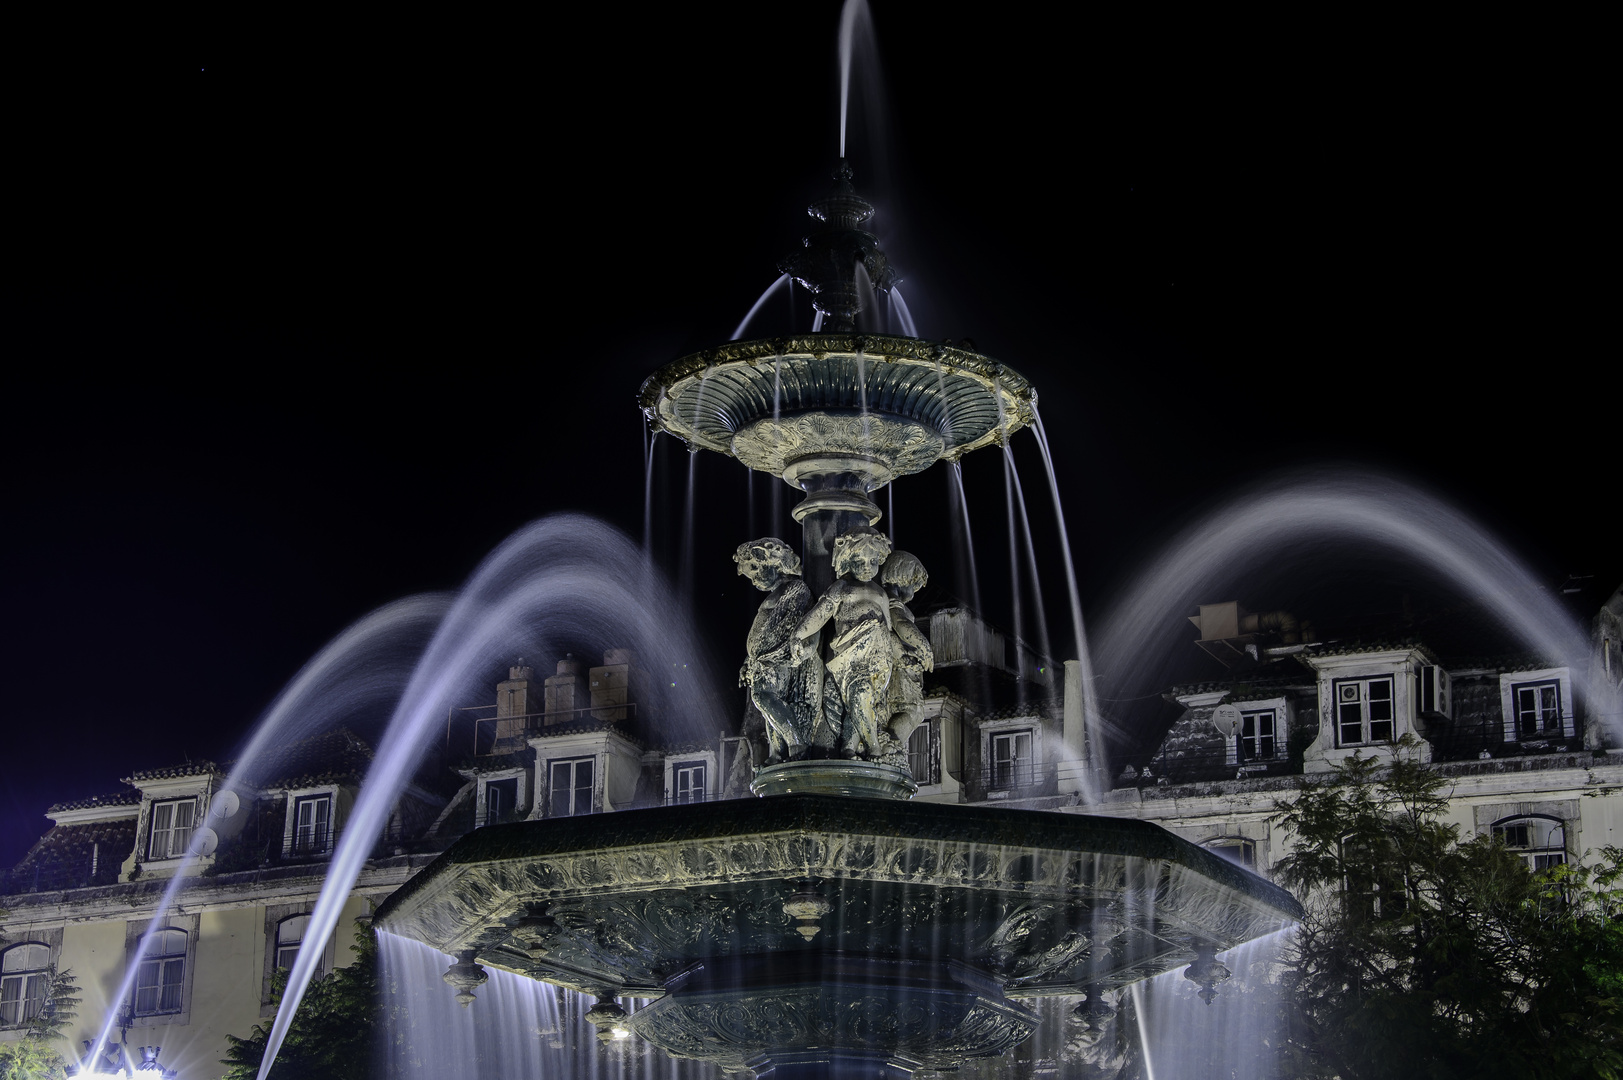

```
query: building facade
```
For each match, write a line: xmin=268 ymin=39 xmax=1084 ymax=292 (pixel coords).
xmin=5 ymin=587 xmax=1620 ymax=1076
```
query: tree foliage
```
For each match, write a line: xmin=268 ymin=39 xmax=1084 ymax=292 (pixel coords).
xmin=1272 ymin=737 xmax=1623 ymax=1079
xmin=221 ymin=926 xmax=380 ymax=1080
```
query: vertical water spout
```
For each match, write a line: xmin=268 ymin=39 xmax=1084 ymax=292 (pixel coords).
xmin=1031 ymin=408 xmax=1100 ymax=799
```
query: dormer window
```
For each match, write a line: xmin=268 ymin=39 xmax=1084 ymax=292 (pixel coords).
xmin=1335 ymin=676 xmax=1395 ymax=747
xmin=1514 ymin=681 xmax=1561 ymax=738
xmin=906 ymin=725 xmax=934 ymax=783
xmin=672 ymin=762 xmax=707 ymax=804
xmin=1239 ymin=709 xmax=1277 ymax=762
xmin=1498 ymin=667 xmax=1575 ymax=743
xmin=484 ymin=778 xmax=520 ymax=825
xmin=292 ymin=794 xmax=333 ymax=855
xmin=147 ymin=798 xmax=198 ymax=860
xmin=991 ymin=729 xmax=1034 ymax=789
xmin=548 ymin=758 xmax=595 ymax=817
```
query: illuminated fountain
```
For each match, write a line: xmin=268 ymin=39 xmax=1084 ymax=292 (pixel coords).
xmin=374 ymin=161 xmax=1301 ymax=1078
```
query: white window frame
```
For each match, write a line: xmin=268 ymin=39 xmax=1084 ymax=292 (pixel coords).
xmin=1498 ymin=667 xmax=1576 ymax=742
xmin=260 ymin=904 xmax=333 ymax=1014
xmin=906 ymin=723 xmax=935 ymax=785
xmin=1491 ymin=815 xmax=1568 ymax=871
xmin=673 ymin=762 xmax=707 ymax=804
xmin=980 ymin=719 xmax=1040 ymax=795
xmin=1334 ymin=675 xmax=1397 ymax=747
xmin=124 ymin=916 xmax=197 ymax=1027
xmin=133 ymin=929 xmax=188 ymax=1017
xmin=1221 ymin=696 xmax=1289 ymax=768
xmin=1204 ymin=837 xmax=1257 ymax=870
xmin=547 ymin=757 xmax=597 ymax=818
xmin=275 ymin=914 xmax=310 ymax=972
xmin=291 ymin=794 xmax=334 ymax=855
xmin=478 ymin=771 xmax=525 ymax=827
xmin=146 ymin=797 xmax=199 ymax=861
xmin=281 ymin=785 xmax=340 ymax=859
xmin=662 ymin=751 xmax=716 ymax=806
xmin=0 ymin=943 xmax=52 ymax=1029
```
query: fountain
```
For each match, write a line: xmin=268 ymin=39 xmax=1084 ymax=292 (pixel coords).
xmin=373 ymin=154 xmax=1301 ymax=1077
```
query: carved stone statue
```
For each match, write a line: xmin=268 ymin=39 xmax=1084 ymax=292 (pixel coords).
xmin=880 ymin=549 xmax=934 ymax=771
xmin=793 ymin=527 xmax=894 ymax=759
xmin=734 ymin=538 xmax=817 ymax=764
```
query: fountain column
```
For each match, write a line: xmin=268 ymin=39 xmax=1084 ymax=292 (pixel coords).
xmin=785 ymin=455 xmax=888 ymax=595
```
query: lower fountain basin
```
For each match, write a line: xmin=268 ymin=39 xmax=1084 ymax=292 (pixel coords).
xmin=375 ymin=794 xmax=1301 ymax=1075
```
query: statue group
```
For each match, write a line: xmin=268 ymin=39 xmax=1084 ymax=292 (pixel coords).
xmin=735 ymin=527 xmax=934 ymax=774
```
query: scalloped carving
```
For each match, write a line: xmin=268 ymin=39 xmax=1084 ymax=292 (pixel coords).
xmin=731 ymin=413 xmax=945 ymax=478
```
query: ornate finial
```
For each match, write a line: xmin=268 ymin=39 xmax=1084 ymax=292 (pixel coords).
xmin=1071 ymin=984 xmax=1116 ymax=1031
xmin=782 ymin=880 xmax=832 ymax=940
xmin=1183 ymin=943 xmax=1232 ymax=1005
xmin=779 ymin=161 xmax=899 ymax=333
xmin=442 ymin=949 xmax=488 ymax=1007
xmin=585 ymin=995 xmax=631 ymax=1043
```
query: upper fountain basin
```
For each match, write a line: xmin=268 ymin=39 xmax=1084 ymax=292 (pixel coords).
xmin=638 ymin=334 xmax=1038 ymax=484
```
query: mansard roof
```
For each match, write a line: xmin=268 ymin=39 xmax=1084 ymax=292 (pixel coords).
xmin=247 ymin=727 xmax=375 ymax=789
xmin=2 ymin=818 xmax=133 ymax=895
xmin=124 ymin=761 xmax=222 ymax=783
xmin=47 ymin=790 xmax=140 ymax=815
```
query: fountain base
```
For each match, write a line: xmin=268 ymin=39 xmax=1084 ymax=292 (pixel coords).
xmin=750 ymin=759 xmax=917 ymax=799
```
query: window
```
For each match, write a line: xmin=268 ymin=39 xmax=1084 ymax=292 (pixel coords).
xmin=906 ymin=725 xmax=932 ymax=783
xmin=147 ymin=798 xmax=198 ymax=860
xmin=1342 ymin=835 xmax=1406 ymax=922
xmin=292 ymin=795 xmax=333 ymax=855
xmin=1335 ymin=676 xmax=1395 ymax=746
xmin=1239 ymin=710 xmax=1277 ymax=762
xmin=484 ymin=778 xmax=519 ymax=826
xmin=0 ymin=944 xmax=50 ymax=1027
xmin=1493 ymin=816 xmax=1566 ymax=871
xmin=990 ymin=730 xmax=1034 ymax=789
xmin=133 ymin=928 xmax=188 ymax=1017
xmin=1206 ymin=838 xmax=1256 ymax=870
xmin=275 ymin=915 xmax=310 ymax=972
xmin=672 ymin=763 xmax=706 ymax=804
xmin=1513 ymin=681 xmax=1562 ymax=739
xmin=548 ymin=758 xmax=595 ymax=817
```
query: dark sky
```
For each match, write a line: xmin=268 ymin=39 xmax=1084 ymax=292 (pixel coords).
xmin=2 ymin=8 xmax=1610 ymax=865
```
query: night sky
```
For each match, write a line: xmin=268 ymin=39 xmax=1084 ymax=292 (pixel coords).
xmin=3 ymin=9 xmax=1611 ymax=866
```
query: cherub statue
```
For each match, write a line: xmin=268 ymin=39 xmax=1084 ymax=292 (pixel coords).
xmin=734 ymin=538 xmax=815 ymax=764
xmin=792 ymin=526 xmax=894 ymax=759
xmin=880 ymin=549 xmax=934 ymax=768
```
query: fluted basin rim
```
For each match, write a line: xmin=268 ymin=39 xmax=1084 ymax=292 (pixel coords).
xmin=637 ymin=333 xmax=1039 ymax=469
xmin=375 ymin=794 xmax=1302 ymax=928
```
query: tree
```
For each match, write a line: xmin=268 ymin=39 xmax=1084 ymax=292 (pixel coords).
xmin=1272 ymin=736 xmax=1623 ymax=1079
xmin=221 ymin=926 xmax=381 ymax=1080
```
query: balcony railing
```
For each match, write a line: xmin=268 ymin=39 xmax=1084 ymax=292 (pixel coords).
xmin=970 ymin=761 xmax=1058 ymax=800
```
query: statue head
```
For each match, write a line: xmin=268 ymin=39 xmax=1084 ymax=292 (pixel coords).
xmin=733 ymin=538 xmax=803 ymax=590
xmin=880 ymin=549 xmax=927 ymax=602
xmin=832 ymin=527 xmax=893 ymax=583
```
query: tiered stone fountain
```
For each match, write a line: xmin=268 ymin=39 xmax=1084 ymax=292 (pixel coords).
xmin=375 ymin=164 xmax=1300 ymax=1079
